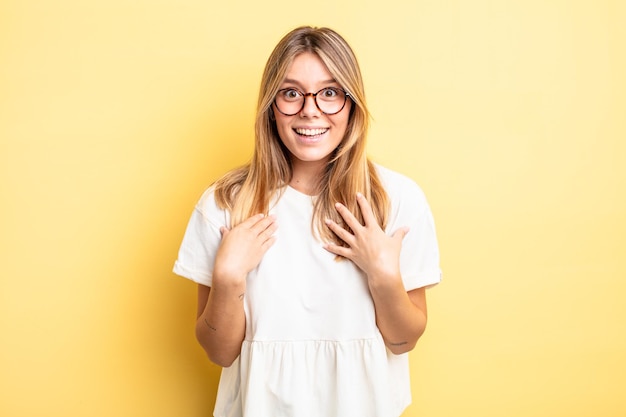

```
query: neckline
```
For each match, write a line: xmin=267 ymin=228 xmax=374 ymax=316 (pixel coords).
xmin=286 ymin=184 xmax=318 ymax=198
xmin=283 ymin=185 xmax=318 ymax=206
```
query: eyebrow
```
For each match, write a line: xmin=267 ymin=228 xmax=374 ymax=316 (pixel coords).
xmin=282 ymin=78 xmax=339 ymax=88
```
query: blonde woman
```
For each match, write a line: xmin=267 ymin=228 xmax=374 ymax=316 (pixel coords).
xmin=174 ymin=26 xmax=441 ymax=417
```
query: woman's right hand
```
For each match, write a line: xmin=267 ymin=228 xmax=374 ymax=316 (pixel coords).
xmin=212 ymin=213 xmax=277 ymax=285
xmin=197 ymin=214 xmax=275 ymax=367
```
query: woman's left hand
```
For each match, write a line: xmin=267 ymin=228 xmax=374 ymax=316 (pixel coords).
xmin=324 ymin=193 xmax=409 ymax=282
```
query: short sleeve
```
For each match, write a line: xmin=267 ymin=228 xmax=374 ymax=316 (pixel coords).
xmin=172 ymin=188 xmax=227 ymax=287
xmin=379 ymin=166 xmax=442 ymax=291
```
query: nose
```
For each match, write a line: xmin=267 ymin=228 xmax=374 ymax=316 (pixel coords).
xmin=300 ymin=93 xmax=321 ymax=117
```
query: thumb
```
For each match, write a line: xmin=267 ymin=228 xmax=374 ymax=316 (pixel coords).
xmin=392 ymin=226 xmax=410 ymax=241
xmin=219 ymin=226 xmax=230 ymax=237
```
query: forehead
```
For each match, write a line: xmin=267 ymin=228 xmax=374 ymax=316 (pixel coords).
xmin=283 ymin=52 xmax=335 ymax=86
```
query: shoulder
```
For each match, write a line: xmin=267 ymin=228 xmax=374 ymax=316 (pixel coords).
xmin=373 ymin=164 xmax=429 ymax=210
xmin=193 ymin=185 xmax=230 ymax=226
xmin=195 ymin=166 xmax=249 ymax=217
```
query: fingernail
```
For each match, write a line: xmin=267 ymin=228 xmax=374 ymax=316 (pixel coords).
xmin=356 ymin=192 xmax=363 ymax=198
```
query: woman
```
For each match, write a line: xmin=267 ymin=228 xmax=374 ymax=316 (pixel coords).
xmin=174 ymin=26 xmax=441 ymax=417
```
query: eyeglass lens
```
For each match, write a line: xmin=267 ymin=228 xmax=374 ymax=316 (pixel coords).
xmin=275 ymin=88 xmax=347 ymax=116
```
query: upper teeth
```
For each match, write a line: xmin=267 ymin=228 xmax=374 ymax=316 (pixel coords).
xmin=296 ymin=128 xmax=328 ymax=136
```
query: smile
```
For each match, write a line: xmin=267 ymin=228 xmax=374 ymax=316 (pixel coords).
xmin=294 ymin=128 xmax=329 ymax=137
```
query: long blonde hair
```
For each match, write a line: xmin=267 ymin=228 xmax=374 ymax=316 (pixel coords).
xmin=214 ymin=26 xmax=389 ymax=245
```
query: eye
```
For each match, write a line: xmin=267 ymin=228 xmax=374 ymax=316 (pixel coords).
xmin=321 ymin=88 xmax=340 ymax=98
xmin=281 ymin=88 xmax=301 ymax=100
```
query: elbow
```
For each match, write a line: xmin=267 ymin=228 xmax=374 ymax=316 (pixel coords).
xmin=197 ymin=338 xmax=240 ymax=368
xmin=207 ymin=351 xmax=238 ymax=368
xmin=387 ymin=339 xmax=417 ymax=355
xmin=195 ymin=323 xmax=240 ymax=368
xmin=386 ymin=324 xmax=427 ymax=355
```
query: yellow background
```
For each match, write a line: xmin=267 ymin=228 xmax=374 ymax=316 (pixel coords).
xmin=1 ymin=1 xmax=624 ymax=416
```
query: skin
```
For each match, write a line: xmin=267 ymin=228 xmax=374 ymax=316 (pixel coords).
xmin=324 ymin=195 xmax=428 ymax=354
xmin=195 ymin=52 xmax=428 ymax=367
xmin=272 ymin=52 xmax=352 ymax=194
xmin=195 ymin=214 xmax=277 ymax=367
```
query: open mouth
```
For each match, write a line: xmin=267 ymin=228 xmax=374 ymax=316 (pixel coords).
xmin=294 ymin=128 xmax=329 ymax=137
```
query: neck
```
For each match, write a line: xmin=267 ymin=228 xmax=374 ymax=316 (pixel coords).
xmin=289 ymin=159 xmax=327 ymax=196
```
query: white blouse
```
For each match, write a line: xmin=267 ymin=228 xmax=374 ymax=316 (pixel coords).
xmin=174 ymin=165 xmax=441 ymax=417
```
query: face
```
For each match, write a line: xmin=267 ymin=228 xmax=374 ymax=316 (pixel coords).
xmin=273 ymin=52 xmax=352 ymax=175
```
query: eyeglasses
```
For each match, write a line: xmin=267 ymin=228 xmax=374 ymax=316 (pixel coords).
xmin=274 ymin=87 xmax=350 ymax=116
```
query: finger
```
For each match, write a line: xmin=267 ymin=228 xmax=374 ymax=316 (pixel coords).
xmin=259 ymin=221 xmax=278 ymax=243
xmin=334 ymin=202 xmax=363 ymax=231
xmin=356 ymin=193 xmax=376 ymax=227
xmin=392 ymin=226 xmax=410 ymax=242
xmin=219 ymin=226 xmax=229 ymax=237
xmin=240 ymin=213 xmax=267 ymax=228
xmin=324 ymin=218 xmax=355 ymax=245
xmin=261 ymin=235 xmax=277 ymax=251
xmin=323 ymin=242 xmax=352 ymax=259
xmin=264 ymin=220 xmax=278 ymax=236
xmin=250 ymin=214 xmax=276 ymax=235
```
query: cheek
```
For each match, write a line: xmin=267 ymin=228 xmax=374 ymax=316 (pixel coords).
xmin=338 ymin=102 xmax=353 ymax=129
xmin=274 ymin=117 xmax=291 ymax=139
xmin=334 ymin=110 xmax=352 ymax=134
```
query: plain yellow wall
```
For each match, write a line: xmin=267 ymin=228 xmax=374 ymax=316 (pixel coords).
xmin=1 ymin=1 xmax=625 ymax=416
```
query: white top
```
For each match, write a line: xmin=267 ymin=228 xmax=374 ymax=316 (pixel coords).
xmin=173 ymin=165 xmax=441 ymax=417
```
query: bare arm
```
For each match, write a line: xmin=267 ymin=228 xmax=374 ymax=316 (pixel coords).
xmin=195 ymin=283 xmax=246 ymax=367
xmin=366 ymin=280 xmax=427 ymax=354
xmin=324 ymin=193 xmax=428 ymax=354
xmin=195 ymin=214 xmax=277 ymax=367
